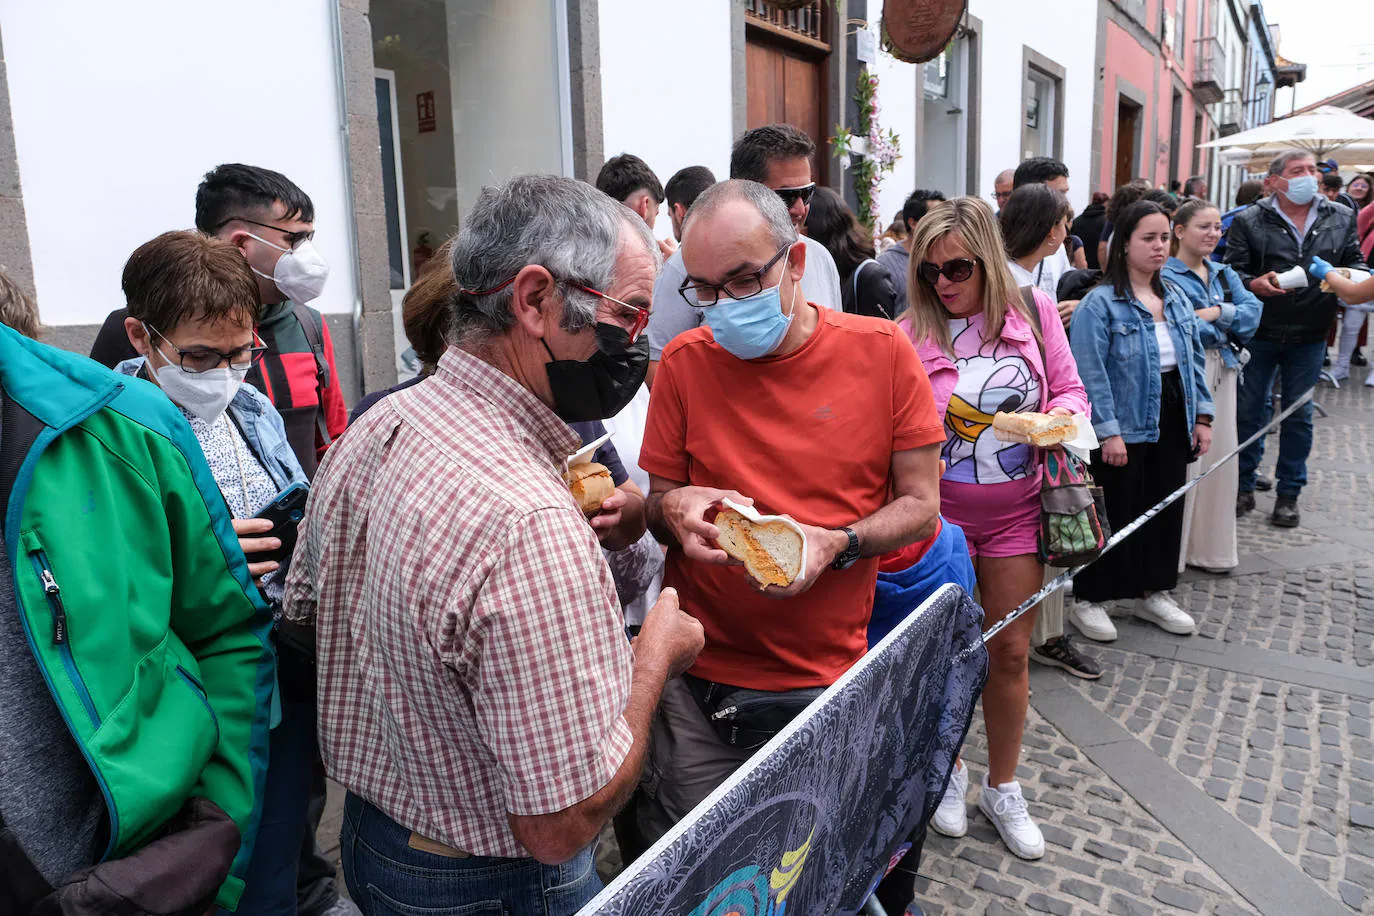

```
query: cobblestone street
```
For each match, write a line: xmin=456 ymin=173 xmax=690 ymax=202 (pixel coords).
xmin=915 ymin=378 xmax=1374 ymax=915
xmin=318 ymin=381 xmax=1374 ymax=915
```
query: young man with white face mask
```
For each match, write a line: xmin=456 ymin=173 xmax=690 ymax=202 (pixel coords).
xmin=116 ymin=230 xmax=318 ymax=915
xmin=90 ymin=163 xmax=348 ymax=479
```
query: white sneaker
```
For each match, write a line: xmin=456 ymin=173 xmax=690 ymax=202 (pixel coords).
xmin=1366 ymin=368 xmax=1374 ymax=388
xmin=1068 ymin=602 xmax=1118 ymax=642
xmin=978 ymin=777 xmax=1045 ymax=859
xmin=931 ymin=760 xmax=969 ymax=837
xmin=1134 ymin=592 xmax=1196 ymax=635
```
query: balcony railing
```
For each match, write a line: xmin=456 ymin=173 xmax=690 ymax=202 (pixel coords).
xmin=1218 ymin=88 xmax=1243 ymax=136
xmin=1193 ymin=37 xmax=1225 ymax=105
xmin=744 ymin=1 xmax=830 ymax=48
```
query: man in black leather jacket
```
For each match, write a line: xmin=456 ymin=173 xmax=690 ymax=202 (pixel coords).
xmin=1226 ymin=150 xmax=1367 ymax=527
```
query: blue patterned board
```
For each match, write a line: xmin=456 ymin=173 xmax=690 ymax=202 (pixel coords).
xmin=583 ymin=585 xmax=989 ymax=916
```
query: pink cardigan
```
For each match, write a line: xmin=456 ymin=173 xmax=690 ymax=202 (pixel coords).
xmin=897 ymin=287 xmax=1090 ymax=422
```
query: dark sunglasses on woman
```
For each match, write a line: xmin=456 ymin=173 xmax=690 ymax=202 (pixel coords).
xmin=918 ymin=257 xmax=982 ymax=286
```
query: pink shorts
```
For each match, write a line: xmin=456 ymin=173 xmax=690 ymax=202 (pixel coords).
xmin=940 ymin=478 xmax=1041 ymax=558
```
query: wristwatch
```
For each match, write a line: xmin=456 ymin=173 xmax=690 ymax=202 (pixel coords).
xmin=831 ymin=527 xmax=861 ymax=570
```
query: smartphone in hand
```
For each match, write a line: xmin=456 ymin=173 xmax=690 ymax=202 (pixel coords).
xmin=251 ymin=482 xmax=310 ymax=564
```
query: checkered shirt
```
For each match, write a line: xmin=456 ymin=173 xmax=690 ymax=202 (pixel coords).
xmin=284 ymin=347 xmax=634 ymax=858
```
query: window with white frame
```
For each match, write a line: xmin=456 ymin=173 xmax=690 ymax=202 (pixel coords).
xmin=1022 ymin=66 xmax=1060 ymax=160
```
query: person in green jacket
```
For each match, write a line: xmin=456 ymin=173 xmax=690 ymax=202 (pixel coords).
xmin=0 ymin=322 xmax=275 ymax=912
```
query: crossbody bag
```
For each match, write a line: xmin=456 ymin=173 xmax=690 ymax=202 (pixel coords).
xmin=684 ymin=673 xmax=824 ymax=751
xmin=1018 ymin=287 xmax=1111 ymax=567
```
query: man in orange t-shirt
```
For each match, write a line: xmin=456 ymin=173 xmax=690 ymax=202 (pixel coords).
xmin=636 ymin=179 xmax=944 ymax=843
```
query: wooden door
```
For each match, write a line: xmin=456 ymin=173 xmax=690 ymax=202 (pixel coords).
xmin=744 ymin=2 xmax=831 ymax=183
xmin=1115 ymin=99 xmax=1141 ymax=189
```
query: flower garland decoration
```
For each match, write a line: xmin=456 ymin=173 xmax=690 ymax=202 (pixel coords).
xmin=830 ymin=69 xmax=901 ymax=232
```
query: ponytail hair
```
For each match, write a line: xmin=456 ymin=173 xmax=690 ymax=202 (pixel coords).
xmin=1170 ymin=198 xmax=1219 ymax=257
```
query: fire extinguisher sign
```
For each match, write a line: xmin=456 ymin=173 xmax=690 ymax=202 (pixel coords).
xmin=417 ymin=91 xmax=436 ymax=133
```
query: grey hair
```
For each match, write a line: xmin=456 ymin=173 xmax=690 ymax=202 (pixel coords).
xmin=683 ymin=179 xmax=798 ymax=248
xmin=449 ymin=174 xmax=634 ymax=350
xmin=1269 ymin=149 xmax=1316 ymax=177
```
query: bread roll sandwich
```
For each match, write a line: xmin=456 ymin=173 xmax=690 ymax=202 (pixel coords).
xmin=1320 ymin=267 xmax=1372 ymax=294
xmin=715 ymin=508 xmax=804 ymax=588
xmin=992 ymin=411 xmax=1075 ymax=447
xmin=565 ymin=462 xmax=615 ymax=517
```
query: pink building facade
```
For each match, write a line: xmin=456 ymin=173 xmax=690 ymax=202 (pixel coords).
xmin=1091 ymin=0 xmax=1222 ymax=195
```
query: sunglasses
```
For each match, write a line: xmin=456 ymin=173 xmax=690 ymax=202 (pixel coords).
xmin=774 ymin=184 xmax=816 ymax=209
xmin=917 ymin=257 xmax=982 ymax=286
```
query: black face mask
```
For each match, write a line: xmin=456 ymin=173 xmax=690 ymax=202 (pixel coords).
xmin=542 ymin=322 xmax=648 ymax=422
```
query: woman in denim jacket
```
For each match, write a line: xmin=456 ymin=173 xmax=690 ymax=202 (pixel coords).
xmin=1162 ymin=200 xmax=1262 ymax=575
xmin=1069 ymin=201 xmax=1215 ymax=638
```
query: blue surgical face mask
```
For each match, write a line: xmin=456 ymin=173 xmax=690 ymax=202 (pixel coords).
xmin=703 ymin=274 xmax=798 ymax=360
xmin=1280 ymin=175 xmax=1319 ymax=206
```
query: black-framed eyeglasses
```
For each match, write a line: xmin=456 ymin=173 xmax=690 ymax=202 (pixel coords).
xmin=678 ymin=242 xmax=794 ymax=307
xmin=774 ymin=184 xmax=816 ymax=209
xmin=145 ymin=322 xmax=267 ymax=374
xmin=457 ymin=274 xmax=652 ymax=343
xmin=216 ymin=215 xmax=316 ymax=249
xmin=992 ymin=190 xmax=1012 ymax=204
xmin=917 ymin=257 xmax=982 ymax=286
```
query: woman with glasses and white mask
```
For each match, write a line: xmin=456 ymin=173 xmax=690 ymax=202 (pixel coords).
xmin=117 ymin=230 xmax=310 ymax=914
xmin=898 ymin=198 xmax=1089 ymax=861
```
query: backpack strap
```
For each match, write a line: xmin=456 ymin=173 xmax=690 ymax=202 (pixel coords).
xmin=290 ymin=302 xmax=333 ymax=448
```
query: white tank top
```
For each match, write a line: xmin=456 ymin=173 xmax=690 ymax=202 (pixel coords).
xmin=1154 ymin=322 xmax=1178 ymax=371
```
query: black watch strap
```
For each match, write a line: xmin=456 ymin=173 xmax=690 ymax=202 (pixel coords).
xmin=832 ymin=527 xmax=861 ymax=570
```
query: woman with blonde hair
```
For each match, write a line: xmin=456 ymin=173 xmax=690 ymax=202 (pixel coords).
xmin=899 ymin=197 xmax=1089 ymax=860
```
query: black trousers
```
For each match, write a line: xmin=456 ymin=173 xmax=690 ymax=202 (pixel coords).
xmin=1074 ymin=370 xmax=1190 ymax=603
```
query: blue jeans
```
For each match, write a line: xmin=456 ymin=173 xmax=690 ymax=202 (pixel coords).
xmin=340 ymin=794 xmax=600 ymax=916
xmin=233 ymin=696 xmax=317 ymax=915
xmin=1236 ymin=338 xmax=1326 ymax=498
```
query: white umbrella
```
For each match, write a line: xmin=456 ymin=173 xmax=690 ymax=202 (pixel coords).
xmin=1200 ymin=105 xmax=1374 ymax=159
xmin=1218 ymin=143 xmax=1374 ymax=173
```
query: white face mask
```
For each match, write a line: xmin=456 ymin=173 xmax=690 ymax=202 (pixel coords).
xmin=149 ymin=340 xmax=247 ymax=423
xmin=246 ymin=232 xmax=330 ymax=303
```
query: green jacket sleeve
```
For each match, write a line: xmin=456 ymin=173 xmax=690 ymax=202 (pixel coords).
xmin=160 ymin=437 xmax=276 ymax=911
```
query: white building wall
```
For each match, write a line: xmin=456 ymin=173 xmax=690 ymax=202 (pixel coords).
xmin=871 ymin=44 xmax=921 ymax=231
xmin=598 ymin=0 xmax=735 ymax=244
xmin=0 ymin=1 xmax=357 ymax=326
xmin=969 ymin=0 xmax=1098 ymax=214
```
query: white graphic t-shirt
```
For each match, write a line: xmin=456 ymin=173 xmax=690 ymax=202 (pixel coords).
xmin=942 ymin=314 xmax=1042 ymax=484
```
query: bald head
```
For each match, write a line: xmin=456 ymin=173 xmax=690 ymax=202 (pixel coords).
xmin=680 ymin=180 xmax=803 ymax=303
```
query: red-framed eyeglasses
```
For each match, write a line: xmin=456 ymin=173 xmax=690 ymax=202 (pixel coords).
xmin=459 ymin=274 xmax=651 ymax=344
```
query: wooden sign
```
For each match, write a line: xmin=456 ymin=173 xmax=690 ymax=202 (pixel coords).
xmin=882 ymin=0 xmax=967 ymax=64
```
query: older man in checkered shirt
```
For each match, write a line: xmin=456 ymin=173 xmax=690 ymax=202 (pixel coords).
xmin=285 ymin=175 xmax=703 ymax=915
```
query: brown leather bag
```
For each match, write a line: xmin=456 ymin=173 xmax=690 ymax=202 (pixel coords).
xmin=1 ymin=797 xmax=240 ymax=916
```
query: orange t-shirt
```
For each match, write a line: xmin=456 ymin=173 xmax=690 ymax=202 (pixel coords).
xmin=640 ymin=307 xmax=945 ymax=690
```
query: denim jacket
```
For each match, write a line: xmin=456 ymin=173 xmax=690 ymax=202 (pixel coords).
xmin=114 ymin=357 xmax=308 ymax=494
xmin=1069 ymin=282 xmax=1215 ymax=444
xmin=1161 ymin=257 xmax=1263 ymax=370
